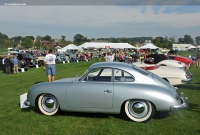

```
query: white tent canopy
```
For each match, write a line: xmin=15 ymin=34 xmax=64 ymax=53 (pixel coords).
xmin=78 ymin=42 xmax=136 ymax=49
xmin=139 ymin=43 xmax=158 ymax=49
xmin=61 ymin=44 xmax=79 ymax=50
xmin=188 ymin=44 xmax=197 ymax=49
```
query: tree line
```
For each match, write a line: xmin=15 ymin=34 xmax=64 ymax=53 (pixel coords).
xmin=0 ymin=32 xmax=200 ymax=49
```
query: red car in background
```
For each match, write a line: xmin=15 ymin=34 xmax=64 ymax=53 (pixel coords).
xmin=167 ymin=55 xmax=194 ymax=67
xmin=78 ymin=53 xmax=91 ymax=61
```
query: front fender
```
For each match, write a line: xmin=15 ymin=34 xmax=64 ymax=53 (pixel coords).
xmin=27 ymin=82 xmax=70 ymax=109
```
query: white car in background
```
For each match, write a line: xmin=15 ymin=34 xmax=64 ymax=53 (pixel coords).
xmin=134 ymin=59 xmax=186 ymax=70
xmin=137 ymin=65 xmax=192 ymax=86
xmin=134 ymin=54 xmax=186 ymax=70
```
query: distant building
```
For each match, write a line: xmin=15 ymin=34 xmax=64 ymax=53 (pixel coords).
xmin=42 ymin=40 xmax=62 ymax=48
xmin=172 ymin=44 xmax=197 ymax=51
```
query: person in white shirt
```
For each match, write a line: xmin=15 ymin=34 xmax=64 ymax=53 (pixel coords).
xmin=2 ymin=56 xmax=6 ymax=73
xmin=44 ymin=49 xmax=56 ymax=82
xmin=104 ymin=52 xmax=110 ymax=62
xmin=109 ymin=52 xmax=114 ymax=62
xmin=104 ymin=52 xmax=114 ymax=62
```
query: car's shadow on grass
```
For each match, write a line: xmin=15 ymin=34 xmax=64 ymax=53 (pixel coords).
xmin=59 ymin=111 xmax=124 ymax=120
xmin=18 ymin=104 xmax=123 ymax=120
xmin=153 ymin=111 xmax=170 ymax=120
xmin=21 ymin=108 xmax=32 ymax=112
xmin=34 ymin=81 xmax=44 ymax=84
xmin=178 ymin=83 xmax=200 ymax=91
xmin=18 ymin=103 xmax=32 ymax=112
xmin=188 ymin=103 xmax=200 ymax=113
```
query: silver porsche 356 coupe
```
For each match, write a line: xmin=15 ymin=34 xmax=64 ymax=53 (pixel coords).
xmin=20 ymin=62 xmax=188 ymax=122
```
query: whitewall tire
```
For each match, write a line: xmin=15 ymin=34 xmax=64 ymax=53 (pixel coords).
xmin=38 ymin=94 xmax=59 ymax=115
xmin=124 ymin=100 xmax=155 ymax=122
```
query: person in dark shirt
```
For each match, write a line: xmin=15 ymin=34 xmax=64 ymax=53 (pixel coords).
xmin=4 ymin=56 xmax=12 ymax=74
xmin=196 ymin=50 xmax=200 ymax=67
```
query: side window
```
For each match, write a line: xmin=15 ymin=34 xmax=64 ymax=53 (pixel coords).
xmin=114 ymin=69 xmax=134 ymax=82
xmin=84 ymin=68 xmax=112 ymax=82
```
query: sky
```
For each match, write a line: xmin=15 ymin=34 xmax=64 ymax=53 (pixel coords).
xmin=0 ymin=2 xmax=200 ymax=41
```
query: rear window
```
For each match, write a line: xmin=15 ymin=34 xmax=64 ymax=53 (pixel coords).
xmin=132 ymin=66 xmax=149 ymax=76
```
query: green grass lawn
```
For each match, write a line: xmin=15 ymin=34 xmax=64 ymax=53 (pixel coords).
xmin=0 ymin=57 xmax=200 ymax=135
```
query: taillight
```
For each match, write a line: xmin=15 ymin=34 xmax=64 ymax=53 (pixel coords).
xmin=186 ymin=74 xmax=189 ymax=79
xmin=142 ymin=65 xmax=160 ymax=70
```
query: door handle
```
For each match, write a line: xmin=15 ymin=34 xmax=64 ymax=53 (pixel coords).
xmin=104 ymin=90 xmax=112 ymax=93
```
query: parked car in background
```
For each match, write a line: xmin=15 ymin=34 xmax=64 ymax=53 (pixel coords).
xmin=36 ymin=53 xmax=46 ymax=66
xmin=21 ymin=62 xmax=188 ymax=122
xmin=140 ymin=65 xmax=192 ymax=86
xmin=167 ymin=50 xmax=178 ymax=55
xmin=78 ymin=53 xmax=90 ymax=61
xmin=167 ymin=55 xmax=194 ymax=67
xmin=133 ymin=54 xmax=186 ymax=70
xmin=16 ymin=52 xmax=43 ymax=67
xmin=8 ymin=48 xmax=20 ymax=54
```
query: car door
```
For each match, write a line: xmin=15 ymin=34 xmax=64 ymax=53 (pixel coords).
xmin=66 ymin=68 xmax=114 ymax=109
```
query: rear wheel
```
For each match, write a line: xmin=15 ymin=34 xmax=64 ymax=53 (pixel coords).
xmin=124 ymin=100 xmax=155 ymax=122
xmin=38 ymin=94 xmax=59 ymax=115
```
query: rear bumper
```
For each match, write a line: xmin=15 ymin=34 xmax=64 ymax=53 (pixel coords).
xmin=182 ymin=72 xmax=192 ymax=83
xmin=171 ymin=92 xmax=188 ymax=110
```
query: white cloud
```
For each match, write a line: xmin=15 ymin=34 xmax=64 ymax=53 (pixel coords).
xmin=0 ymin=5 xmax=200 ymax=39
xmin=1 ymin=6 xmax=200 ymax=28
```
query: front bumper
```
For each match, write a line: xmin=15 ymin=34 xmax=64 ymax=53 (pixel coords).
xmin=20 ymin=93 xmax=30 ymax=108
xmin=171 ymin=92 xmax=188 ymax=110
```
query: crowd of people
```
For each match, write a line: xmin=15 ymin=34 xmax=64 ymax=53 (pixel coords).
xmin=101 ymin=50 xmax=147 ymax=64
xmin=2 ymin=55 xmax=19 ymax=74
xmin=2 ymin=48 xmax=200 ymax=83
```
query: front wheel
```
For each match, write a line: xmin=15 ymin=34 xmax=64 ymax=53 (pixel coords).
xmin=38 ymin=94 xmax=59 ymax=115
xmin=124 ymin=100 xmax=155 ymax=122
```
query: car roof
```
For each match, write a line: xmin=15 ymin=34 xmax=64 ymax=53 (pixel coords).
xmin=89 ymin=62 xmax=130 ymax=69
xmin=17 ymin=52 xmax=31 ymax=54
xmin=89 ymin=62 xmax=150 ymax=76
xmin=89 ymin=62 xmax=145 ymax=72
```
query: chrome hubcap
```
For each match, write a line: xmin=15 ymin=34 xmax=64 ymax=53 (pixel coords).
xmin=133 ymin=102 xmax=145 ymax=114
xmin=41 ymin=95 xmax=58 ymax=113
xmin=45 ymin=98 xmax=55 ymax=108
xmin=128 ymin=100 xmax=148 ymax=118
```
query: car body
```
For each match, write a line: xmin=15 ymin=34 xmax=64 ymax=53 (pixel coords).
xmin=134 ymin=60 xmax=186 ymax=70
xmin=8 ymin=48 xmax=20 ymax=54
xmin=78 ymin=53 xmax=91 ymax=61
xmin=133 ymin=54 xmax=186 ymax=70
xmin=16 ymin=52 xmax=43 ymax=67
xmin=37 ymin=53 xmax=46 ymax=65
xmin=139 ymin=65 xmax=192 ymax=86
xmin=20 ymin=62 xmax=188 ymax=122
xmin=56 ymin=53 xmax=67 ymax=62
xmin=167 ymin=50 xmax=178 ymax=55
xmin=167 ymin=55 xmax=194 ymax=67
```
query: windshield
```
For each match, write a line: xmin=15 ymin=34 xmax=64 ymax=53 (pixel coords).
xmin=78 ymin=69 xmax=89 ymax=81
